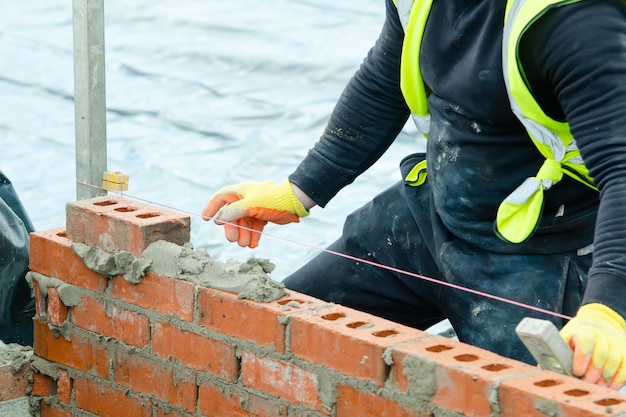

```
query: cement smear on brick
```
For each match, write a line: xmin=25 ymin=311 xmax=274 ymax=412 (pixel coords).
xmin=401 ymin=354 xmax=438 ymax=400
xmin=72 ymin=240 xmax=287 ymax=302
xmin=26 ymin=272 xmax=82 ymax=308
xmin=71 ymin=243 xmax=151 ymax=284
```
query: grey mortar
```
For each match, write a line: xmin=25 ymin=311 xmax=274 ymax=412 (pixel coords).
xmin=26 ymin=271 xmax=83 ymax=308
xmin=0 ymin=341 xmax=32 ymax=373
xmin=71 ymin=240 xmax=287 ymax=302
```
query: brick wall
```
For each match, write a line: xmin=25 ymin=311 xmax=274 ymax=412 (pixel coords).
xmin=27 ymin=195 xmax=626 ymax=417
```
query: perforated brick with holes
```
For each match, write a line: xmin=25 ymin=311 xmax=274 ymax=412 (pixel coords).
xmin=27 ymin=196 xmax=626 ymax=417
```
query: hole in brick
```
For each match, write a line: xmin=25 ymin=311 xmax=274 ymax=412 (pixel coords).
xmin=372 ymin=329 xmax=399 ymax=338
xmin=426 ymin=344 xmax=454 ymax=353
xmin=277 ymin=298 xmax=304 ymax=306
xmin=454 ymin=354 xmax=479 ymax=362
xmin=322 ymin=312 xmax=346 ymax=321
xmin=93 ymin=200 xmax=118 ymax=206
xmin=346 ymin=321 xmax=369 ymax=329
xmin=114 ymin=207 xmax=137 ymax=212
xmin=534 ymin=379 xmax=563 ymax=387
xmin=37 ymin=290 xmax=48 ymax=316
xmin=564 ymin=389 xmax=589 ymax=397
xmin=482 ymin=363 xmax=510 ymax=372
xmin=235 ymin=355 xmax=242 ymax=381
xmin=136 ymin=213 xmax=160 ymax=219
xmin=595 ymin=398 xmax=623 ymax=406
xmin=383 ymin=362 xmax=392 ymax=382
xmin=56 ymin=231 xmax=67 ymax=238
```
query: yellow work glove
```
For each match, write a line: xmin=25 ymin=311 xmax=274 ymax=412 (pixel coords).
xmin=560 ymin=303 xmax=626 ymax=389
xmin=202 ymin=180 xmax=309 ymax=248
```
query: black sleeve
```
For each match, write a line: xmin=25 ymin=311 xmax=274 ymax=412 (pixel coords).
xmin=521 ymin=0 xmax=626 ymax=318
xmin=288 ymin=0 xmax=410 ymax=207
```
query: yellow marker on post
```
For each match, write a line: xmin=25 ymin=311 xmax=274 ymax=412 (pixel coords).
xmin=102 ymin=170 xmax=129 ymax=191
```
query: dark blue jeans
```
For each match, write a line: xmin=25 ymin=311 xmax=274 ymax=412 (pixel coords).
xmin=283 ymin=157 xmax=591 ymax=364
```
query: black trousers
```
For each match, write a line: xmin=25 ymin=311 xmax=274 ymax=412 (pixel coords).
xmin=283 ymin=159 xmax=591 ymax=364
xmin=0 ymin=171 xmax=35 ymax=346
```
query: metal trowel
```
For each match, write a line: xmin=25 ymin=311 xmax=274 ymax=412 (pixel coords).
xmin=515 ymin=317 xmax=574 ymax=376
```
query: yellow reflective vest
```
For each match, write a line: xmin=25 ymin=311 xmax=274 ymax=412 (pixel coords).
xmin=395 ymin=0 xmax=597 ymax=244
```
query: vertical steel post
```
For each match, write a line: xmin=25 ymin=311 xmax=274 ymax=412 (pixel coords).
xmin=73 ymin=0 xmax=107 ymax=200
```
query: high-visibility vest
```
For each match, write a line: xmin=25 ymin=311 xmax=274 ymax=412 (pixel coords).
xmin=395 ymin=0 xmax=597 ymax=244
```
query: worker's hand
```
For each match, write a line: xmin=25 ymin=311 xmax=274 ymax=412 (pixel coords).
xmin=560 ymin=303 xmax=626 ymax=390
xmin=202 ymin=180 xmax=309 ymax=248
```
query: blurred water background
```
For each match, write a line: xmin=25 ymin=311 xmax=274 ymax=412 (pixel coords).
xmin=0 ymin=0 xmax=422 ymax=280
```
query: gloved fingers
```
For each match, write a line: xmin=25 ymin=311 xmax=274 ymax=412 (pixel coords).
xmin=204 ymin=180 xmax=306 ymax=249
xmin=564 ymin=327 xmax=594 ymax=376
xmin=570 ymin=331 xmax=609 ymax=384
xmin=248 ymin=218 xmax=267 ymax=249
xmin=223 ymin=223 xmax=242 ymax=245
xmin=561 ymin=304 xmax=626 ymax=390
xmin=236 ymin=218 xmax=253 ymax=247
xmin=608 ymin=362 xmax=626 ymax=390
xmin=600 ymin=340 xmax=626 ymax=385
xmin=223 ymin=218 xmax=267 ymax=248
xmin=202 ymin=193 xmax=242 ymax=221
xmin=608 ymin=335 xmax=626 ymax=389
xmin=587 ymin=333 xmax=610 ymax=382
xmin=214 ymin=202 xmax=248 ymax=223
xmin=581 ymin=362 xmax=604 ymax=385
xmin=218 ymin=204 xmax=300 ymax=225
xmin=246 ymin=206 xmax=301 ymax=224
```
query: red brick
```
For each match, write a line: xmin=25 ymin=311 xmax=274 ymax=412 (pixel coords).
xmin=70 ymin=295 xmax=150 ymax=348
xmin=498 ymin=370 xmax=626 ymax=417
xmin=33 ymin=319 xmax=109 ymax=378
xmin=290 ymin=305 xmax=427 ymax=386
xmin=33 ymin=280 xmax=46 ymax=317
xmin=74 ymin=375 xmax=152 ymax=417
xmin=152 ymin=320 xmax=238 ymax=381
xmin=111 ymin=271 xmax=195 ymax=322
xmin=65 ymin=196 xmax=190 ymax=257
xmin=390 ymin=336 xmax=534 ymax=417
xmin=56 ymin=368 xmax=72 ymax=404
xmin=0 ymin=361 xmax=30 ymax=401
xmin=47 ymin=287 xmax=69 ymax=326
xmin=241 ymin=351 xmax=328 ymax=413
xmin=114 ymin=351 xmax=198 ymax=412
xmin=336 ymin=384 xmax=422 ymax=417
xmin=198 ymin=289 xmax=326 ymax=354
xmin=30 ymin=227 xmax=108 ymax=292
xmin=30 ymin=371 xmax=55 ymax=398
xmin=198 ymin=379 xmax=288 ymax=417
xmin=40 ymin=402 xmax=74 ymax=417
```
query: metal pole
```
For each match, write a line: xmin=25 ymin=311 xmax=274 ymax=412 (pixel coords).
xmin=73 ymin=0 xmax=107 ymax=200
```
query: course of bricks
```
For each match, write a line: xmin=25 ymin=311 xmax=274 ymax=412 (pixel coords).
xmin=25 ymin=195 xmax=626 ymax=417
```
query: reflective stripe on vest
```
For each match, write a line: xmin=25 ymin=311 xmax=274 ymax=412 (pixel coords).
xmin=395 ymin=0 xmax=597 ymax=244
xmin=499 ymin=0 xmax=596 ymax=243
xmin=394 ymin=0 xmax=433 ymax=136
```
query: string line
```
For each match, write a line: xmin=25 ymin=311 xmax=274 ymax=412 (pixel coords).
xmin=75 ymin=179 xmax=573 ymax=321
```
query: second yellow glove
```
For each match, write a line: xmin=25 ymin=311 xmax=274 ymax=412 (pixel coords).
xmin=560 ymin=303 xmax=626 ymax=389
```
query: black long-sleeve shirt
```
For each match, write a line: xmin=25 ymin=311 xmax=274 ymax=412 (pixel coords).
xmin=289 ymin=0 xmax=626 ymax=318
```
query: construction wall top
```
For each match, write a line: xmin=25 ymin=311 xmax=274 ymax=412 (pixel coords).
xmin=25 ymin=195 xmax=626 ymax=417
